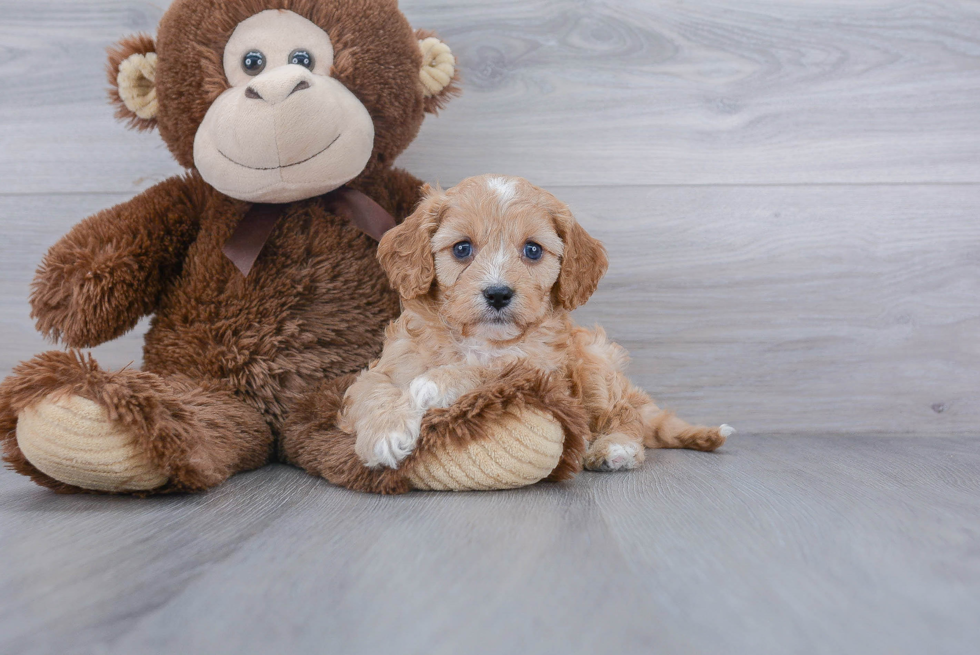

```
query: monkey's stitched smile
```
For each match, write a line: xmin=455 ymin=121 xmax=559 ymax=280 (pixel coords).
xmin=218 ymin=132 xmax=342 ymax=171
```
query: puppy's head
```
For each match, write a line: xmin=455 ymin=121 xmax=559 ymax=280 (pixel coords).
xmin=378 ymin=175 xmax=608 ymax=339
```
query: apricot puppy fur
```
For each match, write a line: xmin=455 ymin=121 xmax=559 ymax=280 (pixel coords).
xmin=340 ymin=175 xmax=733 ymax=470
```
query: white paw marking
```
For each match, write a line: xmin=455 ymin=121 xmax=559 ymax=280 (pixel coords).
xmin=719 ymin=424 xmax=736 ymax=438
xmin=603 ymin=443 xmax=640 ymax=471
xmin=372 ymin=421 xmax=422 ymax=469
xmin=409 ymin=376 xmax=442 ymax=410
xmin=409 ymin=376 xmax=459 ymax=410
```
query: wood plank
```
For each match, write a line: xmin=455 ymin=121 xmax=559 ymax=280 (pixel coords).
xmin=401 ymin=0 xmax=980 ymax=186
xmin=3 ymin=184 xmax=978 ymax=436
xmin=561 ymin=183 xmax=980 ymax=437
xmin=2 ymin=1 xmax=980 ymax=194
xmin=1 ymin=436 xmax=977 ymax=654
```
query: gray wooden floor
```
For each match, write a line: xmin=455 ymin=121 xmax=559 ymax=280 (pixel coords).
xmin=1 ymin=437 xmax=978 ymax=655
xmin=1 ymin=1 xmax=979 ymax=653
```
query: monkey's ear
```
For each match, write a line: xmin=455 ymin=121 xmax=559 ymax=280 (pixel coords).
xmin=416 ymin=31 xmax=460 ymax=114
xmin=107 ymin=34 xmax=159 ymax=131
xmin=378 ymin=185 xmax=446 ymax=299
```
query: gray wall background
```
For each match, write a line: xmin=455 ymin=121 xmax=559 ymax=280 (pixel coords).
xmin=1 ymin=0 xmax=978 ymax=436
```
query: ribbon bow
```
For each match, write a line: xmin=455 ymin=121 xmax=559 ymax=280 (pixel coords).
xmin=223 ymin=187 xmax=397 ymax=277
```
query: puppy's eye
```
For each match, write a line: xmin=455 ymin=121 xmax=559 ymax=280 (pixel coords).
xmin=453 ymin=241 xmax=473 ymax=260
xmin=523 ymin=241 xmax=543 ymax=261
xmin=289 ymin=49 xmax=315 ymax=69
xmin=242 ymin=50 xmax=266 ymax=75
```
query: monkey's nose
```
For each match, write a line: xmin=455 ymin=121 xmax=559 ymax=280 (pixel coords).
xmin=483 ymin=286 xmax=514 ymax=310
xmin=245 ymin=70 xmax=313 ymax=105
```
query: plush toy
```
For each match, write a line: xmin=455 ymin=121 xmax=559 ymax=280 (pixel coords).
xmin=0 ymin=0 xmax=577 ymax=495
xmin=285 ymin=365 xmax=590 ymax=494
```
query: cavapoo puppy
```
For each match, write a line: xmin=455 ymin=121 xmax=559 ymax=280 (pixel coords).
xmin=340 ymin=175 xmax=733 ymax=470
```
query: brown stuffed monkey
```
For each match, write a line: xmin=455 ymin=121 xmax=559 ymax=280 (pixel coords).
xmin=0 ymin=0 xmax=582 ymax=495
xmin=0 ymin=0 xmax=564 ymax=495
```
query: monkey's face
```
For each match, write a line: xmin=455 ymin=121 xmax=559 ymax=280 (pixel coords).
xmin=193 ymin=10 xmax=374 ymax=203
xmin=107 ymin=0 xmax=459 ymax=205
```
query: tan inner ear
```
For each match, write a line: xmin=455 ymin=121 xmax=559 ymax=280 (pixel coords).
xmin=418 ymin=37 xmax=455 ymax=97
xmin=117 ymin=52 xmax=159 ymax=120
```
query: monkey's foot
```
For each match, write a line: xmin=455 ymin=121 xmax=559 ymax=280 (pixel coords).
xmin=17 ymin=394 xmax=167 ymax=492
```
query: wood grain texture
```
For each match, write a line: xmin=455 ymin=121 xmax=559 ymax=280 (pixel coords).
xmin=401 ymin=0 xmax=980 ymax=186
xmin=2 ymin=1 xmax=980 ymax=193
xmin=0 ymin=437 xmax=977 ymax=655
xmin=564 ymin=184 xmax=980 ymax=437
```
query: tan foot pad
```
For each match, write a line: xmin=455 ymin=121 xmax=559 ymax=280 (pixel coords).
xmin=406 ymin=407 xmax=565 ymax=492
xmin=17 ymin=395 xmax=167 ymax=492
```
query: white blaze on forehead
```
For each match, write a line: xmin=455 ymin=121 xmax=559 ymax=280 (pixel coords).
xmin=483 ymin=238 xmax=512 ymax=285
xmin=485 ymin=176 xmax=518 ymax=208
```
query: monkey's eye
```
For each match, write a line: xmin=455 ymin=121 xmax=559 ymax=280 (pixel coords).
xmin=242 ymin=50 xmax=266 ymax=75
xmin=289 ymin=49 xmax=315 ymax=69
xmin=523 ymin=241 xmax=543 ymax=261
xmin=452 ymin=241 xmax=473 ymax=260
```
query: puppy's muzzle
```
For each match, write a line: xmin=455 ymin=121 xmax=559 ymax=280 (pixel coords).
xmin=483 ymin=285 xmax=514 ymax=310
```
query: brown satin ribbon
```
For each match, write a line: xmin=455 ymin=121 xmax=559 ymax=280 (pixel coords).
xmin=222 ymin=186 xmax=398 ymax=277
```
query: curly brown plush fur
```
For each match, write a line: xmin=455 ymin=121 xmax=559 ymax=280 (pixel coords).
xmin=0 ymin=0 xmax=460 ymax=494
xmin=0 ymin=351 xmax=271 ymax=495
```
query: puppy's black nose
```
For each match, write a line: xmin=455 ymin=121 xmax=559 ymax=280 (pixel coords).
xmin=483 ymin=285 xmax=514 ymax=310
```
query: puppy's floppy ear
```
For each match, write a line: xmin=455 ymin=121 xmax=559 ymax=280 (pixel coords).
xmin=416 ymin=30 xmax=460 ymax=114
xmin=552 ymin=201 xmax=609 ymax=310
xmin=378 ymin=185 xmax=446 ymax=299
xmin=107 ymin=34 xmax=159 ymax=131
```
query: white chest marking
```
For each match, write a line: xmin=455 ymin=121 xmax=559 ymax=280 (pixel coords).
xmin=459 ymin=339 xmax=527 ymax=367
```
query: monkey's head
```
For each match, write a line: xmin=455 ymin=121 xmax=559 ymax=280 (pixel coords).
xmin=108 ymin=0 xmax=458 ymax=203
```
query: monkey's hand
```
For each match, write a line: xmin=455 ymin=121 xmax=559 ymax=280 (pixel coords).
xmin=30 ymin=175 xmax=202 ymax=348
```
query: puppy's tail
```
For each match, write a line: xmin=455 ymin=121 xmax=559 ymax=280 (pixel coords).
xmin=641 ymin=404 xmax=733 ymax=452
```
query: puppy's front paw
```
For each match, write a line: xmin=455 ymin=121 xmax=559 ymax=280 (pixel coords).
xmin=370 ymin=422 xmax=422 ymax=469
xmin=409 ymin=375 xmax=456 ymax=411
xmin=584 ymin=438 xmax=643 ymax=472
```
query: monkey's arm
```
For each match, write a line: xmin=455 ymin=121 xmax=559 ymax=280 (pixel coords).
xmin=30 ymin=174 xmax=205 ymax=348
